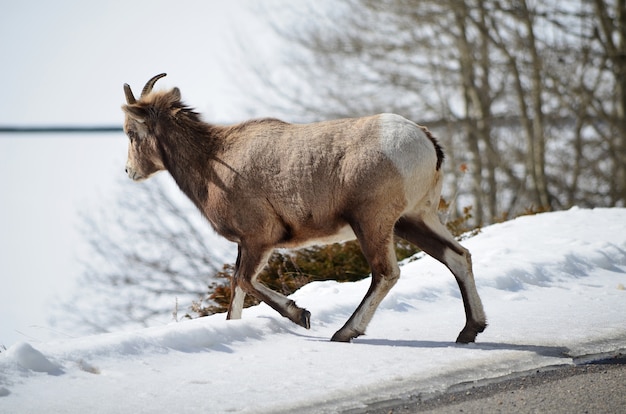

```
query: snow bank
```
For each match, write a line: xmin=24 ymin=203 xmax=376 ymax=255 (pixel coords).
xmin=1 ymin=208 xmax=625 ymax=413
xmin=3 ymin=342 xmax=63 ymax=376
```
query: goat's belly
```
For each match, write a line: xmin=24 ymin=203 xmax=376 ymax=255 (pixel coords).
xmin=278 ymin=225 xmax=356 ymax=249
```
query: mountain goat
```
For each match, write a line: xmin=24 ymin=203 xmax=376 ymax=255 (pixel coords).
xmin=122 ymin=73 xmax=487 ymax=343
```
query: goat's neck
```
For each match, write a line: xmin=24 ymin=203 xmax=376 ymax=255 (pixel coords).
xmin=156 ymin=116 xmax=220 ymax=206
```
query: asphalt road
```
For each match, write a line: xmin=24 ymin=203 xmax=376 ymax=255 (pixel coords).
xmin=346 ymin=352 xmax=626 ymax=414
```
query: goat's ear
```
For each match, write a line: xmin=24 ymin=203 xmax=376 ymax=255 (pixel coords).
xmin=166 ymin=88 xmax=183 ymax=116
xmin=170 ymin=87 xmax=181 ymax=102
xmin=122 ymin=104 xmax=147 ymax=123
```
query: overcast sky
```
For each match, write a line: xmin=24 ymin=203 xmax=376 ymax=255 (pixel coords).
xmin=0 ymin=0 xmax=287 ymax=347
xmin=0 ymin=0 xmax=285 ymax=126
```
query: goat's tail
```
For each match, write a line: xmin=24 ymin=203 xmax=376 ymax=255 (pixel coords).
xmin=418 ymin=125 xmax=444 ymax=170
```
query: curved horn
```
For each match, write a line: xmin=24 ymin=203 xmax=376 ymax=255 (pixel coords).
xmin=140 ymin=73 xmax=167 ymax=98
xmin=124 ymin=83 xmax=136 ymax=104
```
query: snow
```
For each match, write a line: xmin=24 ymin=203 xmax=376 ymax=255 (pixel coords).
xmin=1 ymin=207 xmax=625 ymax=413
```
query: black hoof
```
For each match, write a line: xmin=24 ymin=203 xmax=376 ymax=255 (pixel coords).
xmin=285 ymin=300 xmax=311 ymax=329
xmin=330 ymin=332 xmax=351 ymax=342
xmin=330 ymin=328 xmax=362 ymax=342
xmin=456 ymin=322 xmax=487 ymax=344
xmin=299 ymin=310 xmax=311 ymax=329
xmin=456 ymin=330 xmax=477 ymax=344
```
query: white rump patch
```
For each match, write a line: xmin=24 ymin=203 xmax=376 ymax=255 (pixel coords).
xmin=378 ymin=113 xmax=434 ymax=178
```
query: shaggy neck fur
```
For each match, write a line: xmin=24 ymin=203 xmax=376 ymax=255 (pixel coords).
xmin=150 ymin=98 xmax=224 ymax=207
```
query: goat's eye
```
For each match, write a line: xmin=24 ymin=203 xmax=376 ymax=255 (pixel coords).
xmin=127 ymin=130 xmax=138 ymax=142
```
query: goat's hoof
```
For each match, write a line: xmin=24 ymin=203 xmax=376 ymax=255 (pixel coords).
xmin=455 ymin=322 xmax=487 ymax=344
xmin=455 ymin=331 xmax=476 ymax=344
xmin=330 ymin=328 xmax=362 ymax=343
xmin=286 ymin=300 xmax=311 ymax=329
xmin=299 ymin=310 xmax=311 ymax=330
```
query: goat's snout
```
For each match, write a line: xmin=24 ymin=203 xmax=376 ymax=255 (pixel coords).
xmin=125 ymin=164 xmax=148 ymax=182
xmin=125 ymin=164 xmax=138 ymax=180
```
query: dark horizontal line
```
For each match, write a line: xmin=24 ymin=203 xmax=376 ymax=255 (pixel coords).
xmin=0 ymin=126 xmax=123 ymax=134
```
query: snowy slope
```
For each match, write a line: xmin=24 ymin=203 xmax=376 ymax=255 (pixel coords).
xmin=1 ymin=208 xmax=625 ymax=413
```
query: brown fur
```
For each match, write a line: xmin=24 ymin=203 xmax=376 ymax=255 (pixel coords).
xmin=122 ymin=74 xmax=486 ymax=343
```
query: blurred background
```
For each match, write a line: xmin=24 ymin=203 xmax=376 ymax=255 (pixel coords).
xmin=1 ymin=0 xmax=624 ymax=347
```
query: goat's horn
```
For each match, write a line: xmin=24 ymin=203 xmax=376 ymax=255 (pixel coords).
xmin=124 ymin=83 xmax=136 ymax=104
xmin=141 ymin=73 xmax=167 ymax=97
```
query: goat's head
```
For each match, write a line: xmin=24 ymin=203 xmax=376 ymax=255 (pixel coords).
xmin=122 ymin=73 xmax=181 ymax=181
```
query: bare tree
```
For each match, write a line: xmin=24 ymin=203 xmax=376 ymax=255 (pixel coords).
xmin=591 ymin=0 xmax=626 ymax=205
xmin=53 ymin=176 xmax=234 ymax=334
xmin=248 ymin=0 xmax=626 ymax=222
xmin=53 ymin=0 xmax=626 ymax=334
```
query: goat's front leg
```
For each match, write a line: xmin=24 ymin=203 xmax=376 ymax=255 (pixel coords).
xmin=230 ymin=244 xmax=311 ymax=329
xmin=250 ymin=272 xmax=311 ymax=329
xmin=227 ymin=246 xmax=245 ymax=320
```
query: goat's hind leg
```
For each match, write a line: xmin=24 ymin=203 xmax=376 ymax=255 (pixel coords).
xmin=394 ymin=213 xmax=487 ymax=343
xmin=331 ymin=229 xmax=400 ymax=342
